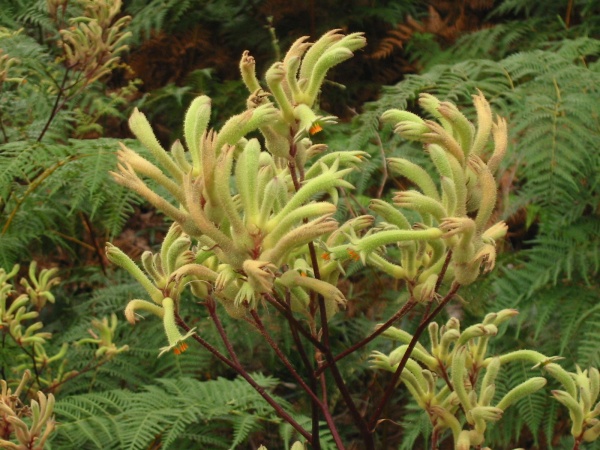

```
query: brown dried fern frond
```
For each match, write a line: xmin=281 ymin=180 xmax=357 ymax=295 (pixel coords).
xmin=127 ymin=27 xmax=224 ymax=90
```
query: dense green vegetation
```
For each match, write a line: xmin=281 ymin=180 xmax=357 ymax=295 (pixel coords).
xmin=1 ymin=0 xmax=598 ymax=449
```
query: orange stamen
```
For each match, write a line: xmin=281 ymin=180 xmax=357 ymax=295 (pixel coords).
xmin=347 ymin=249 xmax=360 ymax=262
xmin=321 ymin=252 xmax=331 ymax=261
xmin=173 ymin=342 xmax=188 ymax=355
xmin=309 ymin=123 xmax=323 ymax=135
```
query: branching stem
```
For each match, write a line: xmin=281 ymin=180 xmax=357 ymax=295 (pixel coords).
xmin=316 ymin=300 xmax=417 ymax=376
xmin=368 ymin=281 xmax=461 ymax=430
xmin=250 ymin=310 xmax=344 ymax=450
xmin=176 ymin=311 xmax=313 ymax=442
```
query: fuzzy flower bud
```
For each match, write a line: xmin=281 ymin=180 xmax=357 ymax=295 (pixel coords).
xmin=106 ymin=243 xmax=163 ymax=303
xmin=261 ymin=215 xmax=338 ymax=266
xmin=266 ymin=62 xmax=293 ymax=120
xmin=381 ymin=109 xmax=425 ymax=126
xmin=184 ymin=95 xmax=211 ymax=173
xmin=387 ymin=158 xmax=440 ymax=201
xmin=240 ymin=50 xmax=261 ymax=93
xmin=279 ymin=270 xmax=346 ymax=317
xmin=393 ymin=190 xmax=447 ymax=221
xmin=496 ymin=377 xmax=547 ymax=410
xmin=129 ymin=108 xmax=182 ymax=181
xmin=471 ymin=90 xmax=493 ymax=156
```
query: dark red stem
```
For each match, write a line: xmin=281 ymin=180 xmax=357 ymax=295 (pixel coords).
xmin=368 ymin=282 xmax=461 ymax=430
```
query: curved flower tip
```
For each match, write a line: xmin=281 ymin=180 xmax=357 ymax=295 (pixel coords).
xmin=124 ymin=298 xmax=164 ymax=325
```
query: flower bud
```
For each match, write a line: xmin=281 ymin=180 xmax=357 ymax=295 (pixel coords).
xmin=479 ymin=384 xmax=496 ymax=407
xmin=270 ymin=166 xmax=353 ymax=224
xmin=412 ymin=274 xmax=438 ymax=303
xmin=423 ymin=121 xmax=465 ymax=166
xmin=171 ymin=139 xmax=192 ymax=173
xmin=437 ymin=101 xmax=474 ymax=156
xmin=393 ymin=190 xmax=447 ymax=221
xmin=544 ymin=363 xmax=578 ymax=398
xmin=261 ymin=215 xmax=338 ymax=266
xmin=430 ymin=405 xmax=462 ymax=443
xmin=496 ymin=377 xmax=547 ymax=410
xmin=129 ymin=108 xmax=182 ymax=181
xmin=216 ymin=104 xmax=280 ymax=152
xmin=280 ymin=270 xmax=346 ymax=319
xmin=452 ymin=346 xmax=473 ymax=412
xmin=470 ymin=405 xmax=503 ymax=423
xmin=590 ymin=367 xmax=600 ymax=405
xmin=438 ymin=328 xmax=460 ymax=363
xmin=388 ymin=158 xmax=440 ymax=200
xmin=471 ymin=90 xmax=493 ymax=156
xmin=583 ymin=420 xmax=600 ymax=442
xmin=355 ymin=228 xmax=443 ymax=259
xmin=106 ymin=243 xmax=162 ymax=303
xmin=440 ymin=176 xmax=457 ymax=216
xmin=266 ymin=62 xmax=293 ymax=120
xmin=487 ymin=116 xmax=508 ymax=174
xmin=381 ymin=109 xmax=425 ymax=126
xmin=457 ymin=324 xmax=497 ymax=347
xmin=369 ymin=199 xmax=411 ymax=230
xmin=184 ymin=95 xmax=211 ymax=172
xmin=394 ymin=121 xmax=430 ymax=140
xmin=487 ymin=308 xmax=518 ymax=326
xmin=240 ymin=50 xmax=261 ymax=93
xmin=553 ymin=389 xmax=584 ymax=436
xmin=299 ymin=29 xmax=343 ymax=80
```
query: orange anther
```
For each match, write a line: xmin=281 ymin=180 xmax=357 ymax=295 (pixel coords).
xmin=347 ymin=249 xmax=360 ymax=261
xmin=173 ymin=342 xmax=189 ymax=355
xmin=309 ymin=123 xmax=323 ymax=135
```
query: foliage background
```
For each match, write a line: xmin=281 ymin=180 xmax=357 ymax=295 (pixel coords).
xmin=0 ymin=0 xmax=598 ymax=448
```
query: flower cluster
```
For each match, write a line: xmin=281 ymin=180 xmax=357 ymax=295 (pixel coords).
xmin=322 ymin=91 xmax=509 ymax=305
xmin=110 ymin=30 xmax=368 ymax=354
xmin=57 ymin=0 xmax=131 ymax=85
xmin=1 ymin=264 xmax=126 ymax=391
xmin=0 ymin=48 xmax=19 ymax=85
xmin=1 ymin=265 xmax=55 ymax=349
xmin=0 ymin=371 xmax=55 ymax=450
xmin=371 ymin=310 xmax=547 ymax=449
xmin=544 ymin=363 xmax=600 ymax=444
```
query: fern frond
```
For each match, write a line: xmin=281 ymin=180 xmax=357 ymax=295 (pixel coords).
xmin=53 ymin=375 xmax=288 ymax=450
